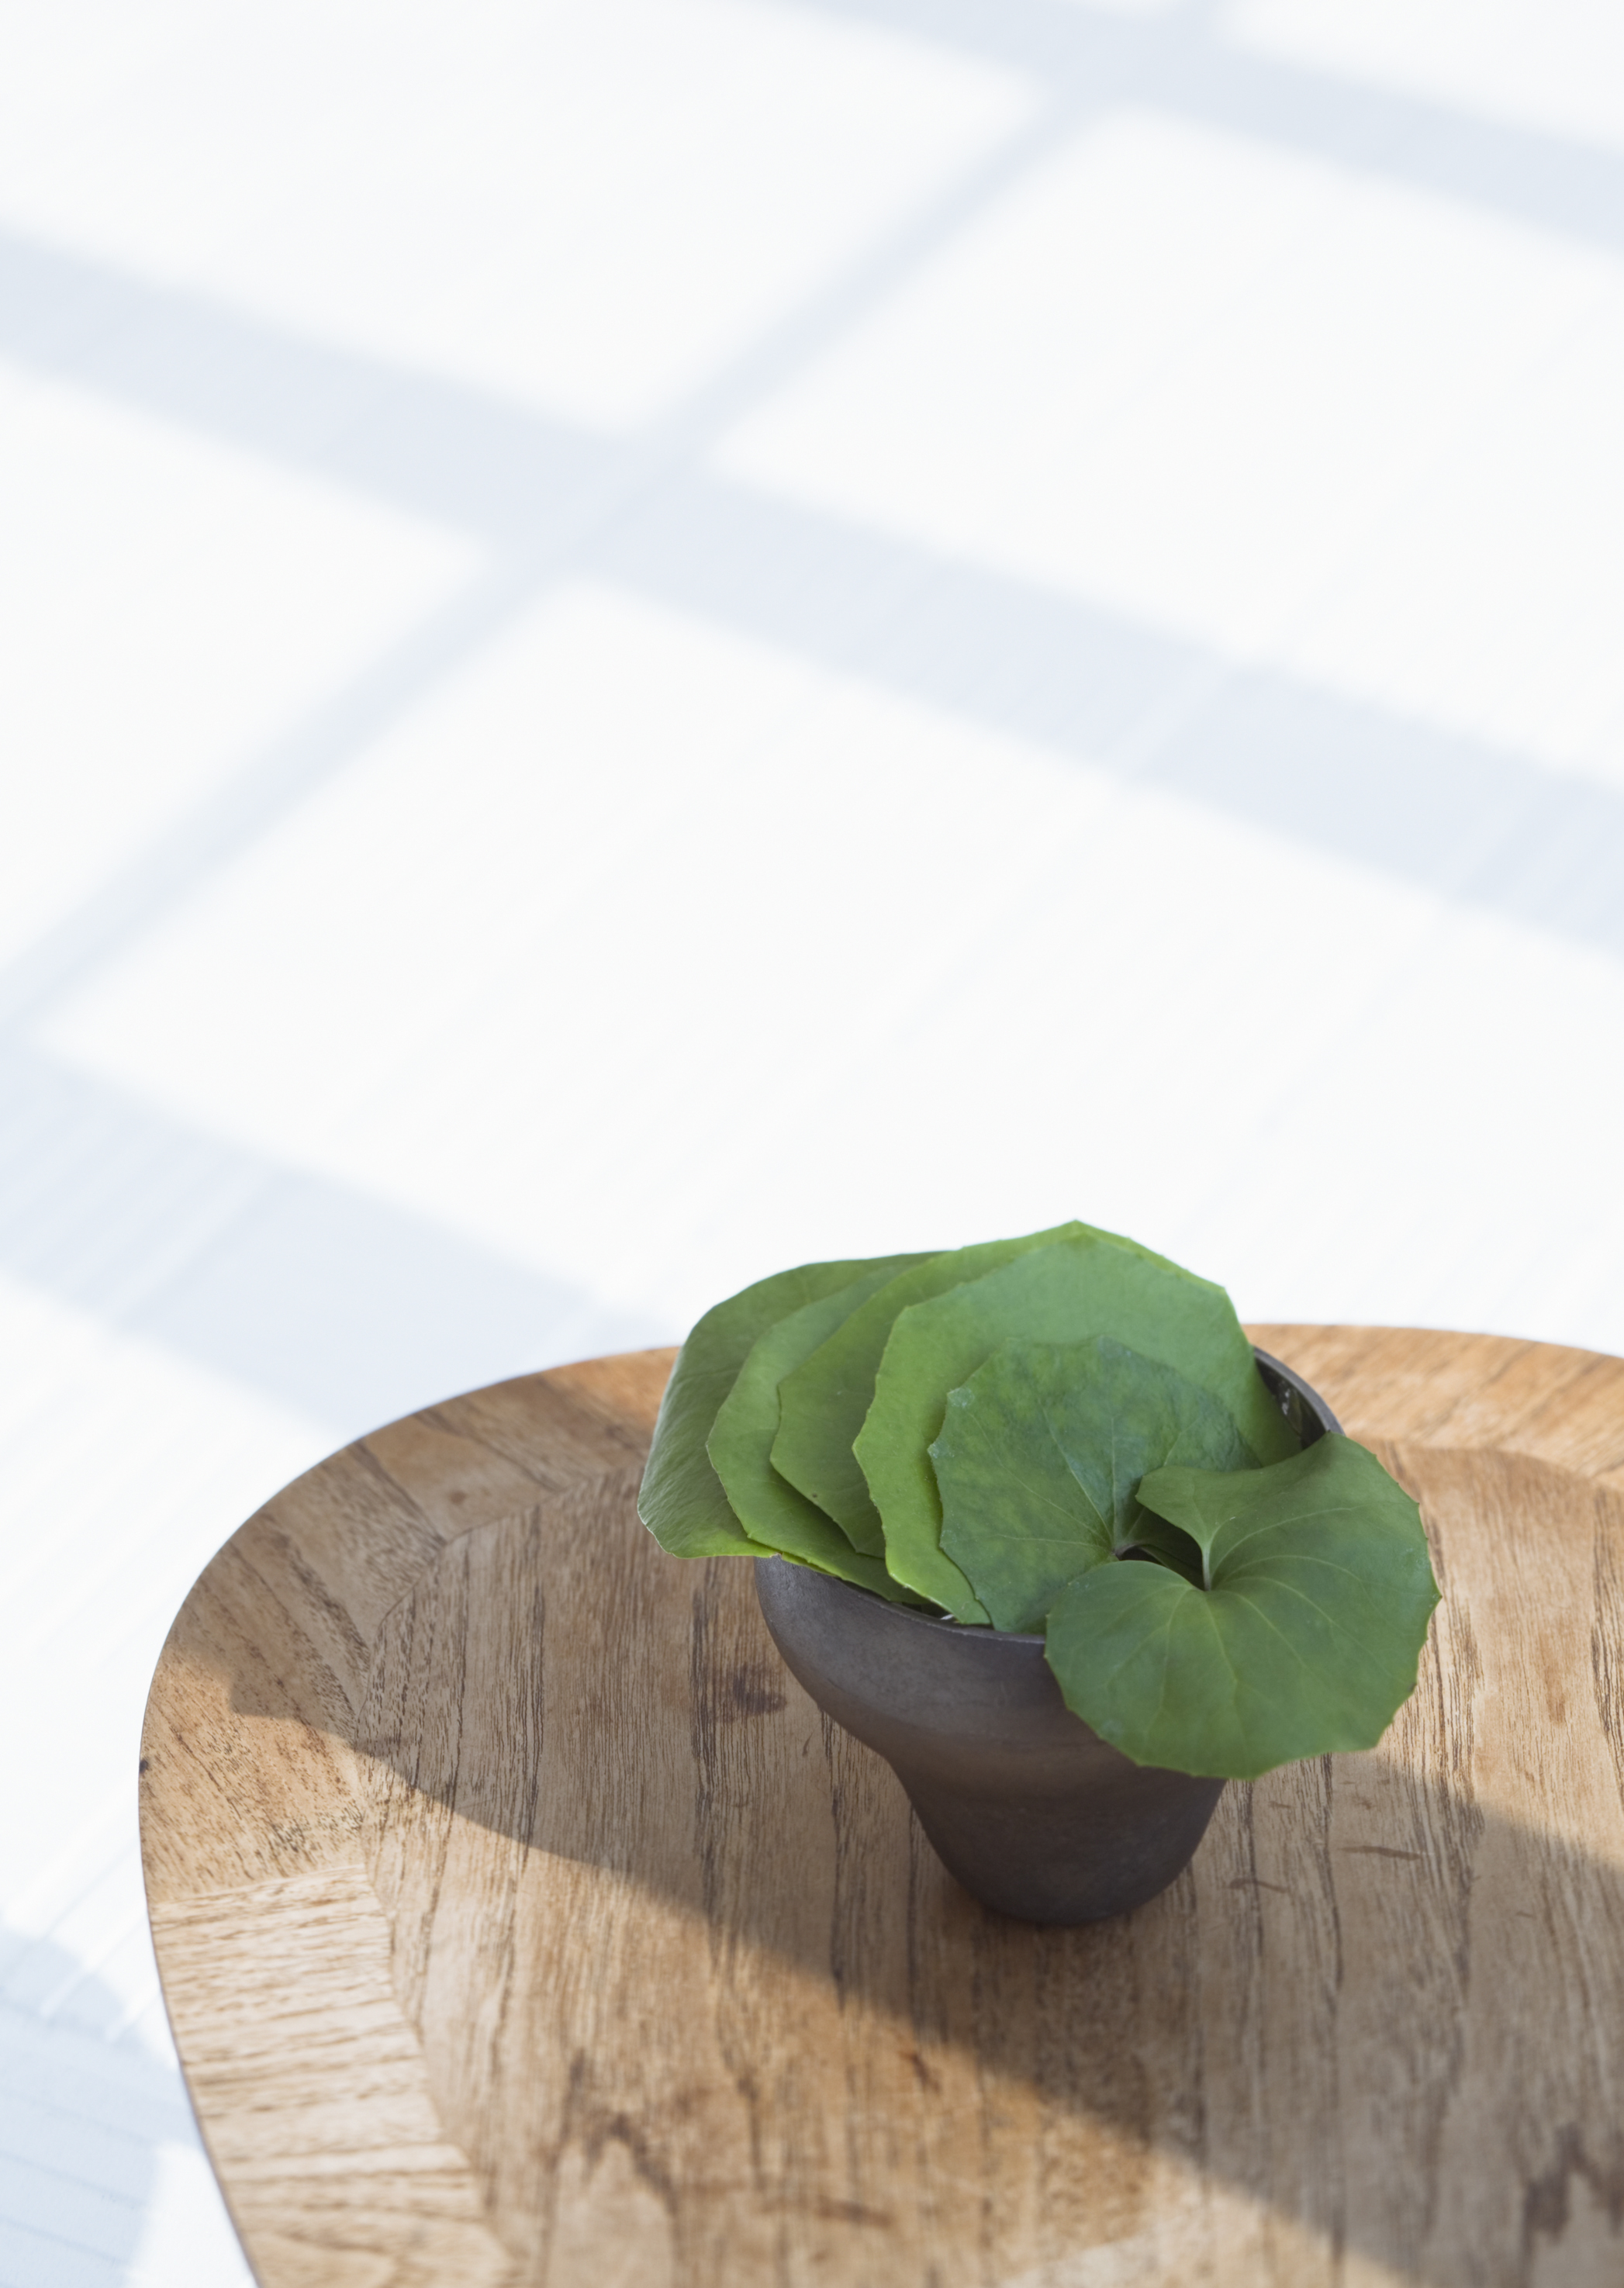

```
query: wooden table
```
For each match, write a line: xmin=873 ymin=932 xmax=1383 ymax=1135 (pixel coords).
xmin=139 ymin=1328 xmax=1624 ymax=2287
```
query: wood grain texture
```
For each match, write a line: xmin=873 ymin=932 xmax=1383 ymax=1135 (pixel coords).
xmin=140 ymin=1329 xmax=1624 ymax=2287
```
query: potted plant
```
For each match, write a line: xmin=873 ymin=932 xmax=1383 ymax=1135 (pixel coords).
xmin=638 ymin=1220 xmax=1438 ymax=1923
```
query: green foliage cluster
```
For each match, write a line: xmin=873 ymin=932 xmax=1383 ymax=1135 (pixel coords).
xmin=637 ymin=1222 xmax=1439 ymax=1779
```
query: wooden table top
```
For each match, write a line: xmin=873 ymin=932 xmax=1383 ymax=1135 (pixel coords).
xmin=139 ymin=1327 xmax=1624 ymax=2288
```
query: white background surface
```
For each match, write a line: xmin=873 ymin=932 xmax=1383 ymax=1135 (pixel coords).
xmin=3 ymin=1 xmax=1624 ymax=2278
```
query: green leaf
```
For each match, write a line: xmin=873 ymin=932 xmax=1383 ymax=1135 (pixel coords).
xmin=638 ymin=1255 xmax=924 ymax=1559
xmin=1043 ymin=1436 xmax=1439 ymax=1779
xmin=931 ymin=1337 xmax=1255 ymax=1630
xmin=859 ymin=1236 xmax=1297 ymax=1618
xmin=706 ymin=1261 xmax=932 ymax=1602
xmin=772 ymin=1221 xmax=1145 ymax=1556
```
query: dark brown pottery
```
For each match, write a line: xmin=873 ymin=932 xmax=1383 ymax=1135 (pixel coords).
xmin=754 ymin=1348 xmax=1341 ymax=1924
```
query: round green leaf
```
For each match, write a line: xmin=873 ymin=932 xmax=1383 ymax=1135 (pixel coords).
xmin=770 ymin=1222 xmax=1087 ymax=1555
xmin=1043 ymin=1437 xmax=1439 ymax=1779
xmin=931 ymin=1336 xmax=1253 ymax=1630
xmin=859 ymin=1236 xmax=1297 ymax=1619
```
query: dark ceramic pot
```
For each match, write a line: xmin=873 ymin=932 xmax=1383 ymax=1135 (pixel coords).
xmin=755 ymin=1349 xmax=1341 ymax=1925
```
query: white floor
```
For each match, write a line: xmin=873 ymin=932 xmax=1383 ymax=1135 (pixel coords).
xmin=4 ymin=2 xmax=1624 ymax=2279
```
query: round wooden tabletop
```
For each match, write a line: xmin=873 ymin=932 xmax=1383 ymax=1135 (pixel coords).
xmin=140 ymin=1328 xmax=1624 ymax=2288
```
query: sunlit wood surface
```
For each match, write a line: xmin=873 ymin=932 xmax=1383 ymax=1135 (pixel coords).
xmin=140 ymin=1329 xmax=1624 ymax=2286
